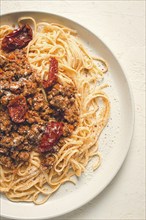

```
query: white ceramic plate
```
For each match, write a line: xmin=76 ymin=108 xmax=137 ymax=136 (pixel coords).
xmin=0 ymin=11 xmax=134 ymax=220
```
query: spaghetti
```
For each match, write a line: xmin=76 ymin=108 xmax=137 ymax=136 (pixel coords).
xmin=0 ymin=17 xmax=110 ymax=204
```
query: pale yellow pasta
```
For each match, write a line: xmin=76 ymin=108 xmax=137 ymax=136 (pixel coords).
xmin=0 ymin=17 xmax=110 ymax=204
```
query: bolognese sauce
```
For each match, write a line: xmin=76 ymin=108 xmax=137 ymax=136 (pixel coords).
xmin=0 ymin=47 xmax=79 ymax=169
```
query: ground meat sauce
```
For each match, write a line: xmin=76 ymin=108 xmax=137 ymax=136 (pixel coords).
xmin=0 ymin=49 xmax=79 ymax=169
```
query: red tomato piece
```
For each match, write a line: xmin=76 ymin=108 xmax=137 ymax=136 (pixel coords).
xmin=8 ymin=95 xmax=28 ymax=123
xmin=42 ymin=57 xmax=58 ymax=89
xmin=1 ymin=24 xmax=33 ymax=52
xmin=39 ymin=121 xmax=63 ymax=153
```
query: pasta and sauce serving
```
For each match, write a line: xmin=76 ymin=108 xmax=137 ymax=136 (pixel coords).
xmin=0 ymin=17 xmax=110 ymax=204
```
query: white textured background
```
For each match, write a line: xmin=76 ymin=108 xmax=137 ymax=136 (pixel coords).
xmin=0 ymin=1 xmax=145 ymax=220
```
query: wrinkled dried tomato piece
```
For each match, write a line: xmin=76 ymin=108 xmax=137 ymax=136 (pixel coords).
xmin=39 ymin=121 xmax=63 ymax=153
xmin=1 ymin=24 xmax=32 ymax=52
xmin=8 ymin=95 xmax=28 ymax=123
xmin=42 ymin=58 xmax=58 ymax=89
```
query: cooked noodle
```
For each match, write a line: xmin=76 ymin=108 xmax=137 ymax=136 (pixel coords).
xmin=0 ymin=17 xmax=110 ymax=204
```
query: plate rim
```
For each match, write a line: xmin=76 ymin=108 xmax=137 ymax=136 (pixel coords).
xmin=0 ymin=11 xmax=135 ymax=220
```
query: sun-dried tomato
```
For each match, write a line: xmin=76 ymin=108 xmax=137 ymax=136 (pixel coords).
xmin=42 ymin=58 xmax=58 ymax=89
xmin=39 ymin=121 xmax=63 ymax=153
xmin=8 ymin=95 xmax=28 ymax=123
xmin=1 ymin=24 xmax=32 ymax=52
